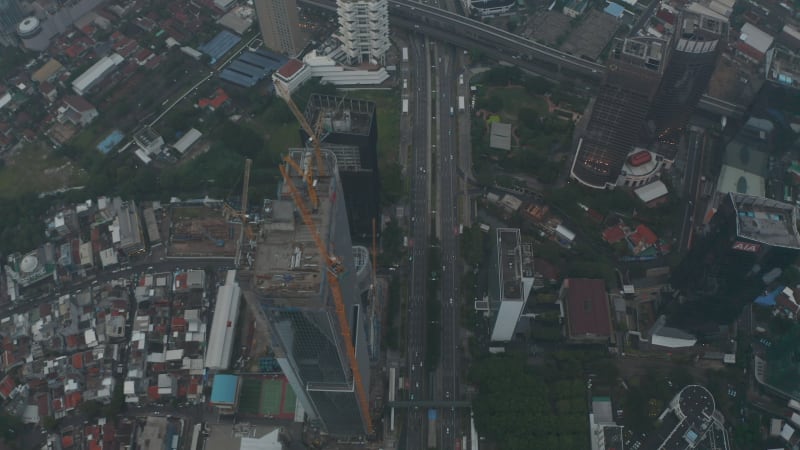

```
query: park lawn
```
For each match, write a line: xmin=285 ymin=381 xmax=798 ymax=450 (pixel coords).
xmin=0 ymin=143 xmax=87 ymax=199
xmin=345 ymin=89 xmax=401 ymax=164
xmin=490 ymin=86 xmax=549 ymax=121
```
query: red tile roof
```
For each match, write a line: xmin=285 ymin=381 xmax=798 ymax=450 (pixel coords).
xmin=276 ymin=59 xmax=304 ymax=79
xmin=656 ymin=9 xmax=676 ymax=25
xmin=62 ymin=435 xmax=74 ymax=448
xmin=52 ymin=397 xmax=64 ymax=411
xmin=148 ymin=386 xmax=160 ymax=400
xmin=563 ymin=278 xmax=612 ymax=338
xmin=630 ymin=224 xmax=657 ymax=246
xmin=198 ymin=88 xmax=230 ymax=110
xmin=602 ymin=225 xmax=626 ymax=244
xmin=0 ymin=375 xmax=16 ymax=399
xmin=65 ymin=391 xmax=82 ymax=410
xmin=64 ymin=95 xmax=95 ymax=113
xmin=66 ymin=334 xmax=79 ymax=348
xmin=37 ymin=394 xmax=49 ymax=417
xmin=72 ymin=353 xmax=84 ymax=370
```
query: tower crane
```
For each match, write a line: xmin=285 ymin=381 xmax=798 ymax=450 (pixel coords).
xmin=274 ymin=82 xmax=325 ymax=178
xmin=223 ymin=158 xmax=254 ymax=267
xmin=279 ymin=158 xmax=374 ymax=435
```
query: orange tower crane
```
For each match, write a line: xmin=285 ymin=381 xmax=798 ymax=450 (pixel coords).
xmin=279 ymin=161 xmax=374 ymax=435
xmin=274 ymin=82 xmax=325 ymax=178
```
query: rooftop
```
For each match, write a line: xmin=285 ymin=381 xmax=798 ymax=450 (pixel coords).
xmin=562 ymin=278 xmax=612 ymax=338
xmin=251 ymin=150 xmax=338 ymax=302
xmin=304 ymin=94 xmax=375 ymax=137
xmin=210 ymin=374 xmax=239 ymax=405
xmin=739 ymin=22 xmax=774 ymax=54
xmin=730 ymin=193 xmax=800 ymax=249
xmin=497 ymin=228 xmax=525 ymax=301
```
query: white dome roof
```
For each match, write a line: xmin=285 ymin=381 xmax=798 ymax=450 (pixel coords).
xmin=17 ymin=17 xmax=40 ymax=36
xmin=20 ymin=254 xmax=38 ymax=273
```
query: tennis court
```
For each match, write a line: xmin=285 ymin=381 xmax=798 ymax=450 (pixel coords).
xmin=237 ymin=375 xmax=297 ymax=418
xmin=237 ymin=378 xmax=262 ymax=414
xmin=260 ymin=378 xmax=283 ymax=415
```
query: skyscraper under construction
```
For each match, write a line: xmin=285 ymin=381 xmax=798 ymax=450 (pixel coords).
xmin=245 ymin=149 xmax=371 ymax=436
xmin=648 ymin=3 xmax=728 ymax=159
xmin=302 ymin=94 xmax=380 ymax=243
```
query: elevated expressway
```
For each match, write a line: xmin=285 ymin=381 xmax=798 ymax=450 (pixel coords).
xmin=298 ymin=0 xmax=746 ymax=118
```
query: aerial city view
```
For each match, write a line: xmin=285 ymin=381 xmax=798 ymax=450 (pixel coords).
xmin=0 ymin=0 xmax=799 ymax=449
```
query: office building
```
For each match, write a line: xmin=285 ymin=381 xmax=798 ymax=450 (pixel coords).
xmin=303 ymin=94 xmax=380 ymax=243
xmin=247 ymin=150 xmax=371 ymax=436
xmin=648 ymin=3 xmax=728 ymax=159
xmin=488 ymin=228 xmax=534 ymax=342
xmin=0 ymin=0 xmax=23 ymax=38
xmin=253 ymin=0 xmax=303 ymax=56
xmin=336 ymin=0 xmax=389 ymax=65
xmin=571 ymin=37 xmax=668 ymax=189
xmin=703 ymin=193 xmax=800 ymax=280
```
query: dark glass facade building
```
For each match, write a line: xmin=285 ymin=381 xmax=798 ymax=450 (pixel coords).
xmin=648 ymin=4 xmax=728 ymax=159
xmin=0 ymin=0 xmax=23 ymax=35
xmin=303 ymin=94 xmax=380 ymax=243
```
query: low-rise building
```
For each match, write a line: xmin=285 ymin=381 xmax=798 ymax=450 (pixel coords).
xmin=559 ymin=278 xmax=613 ymax=343
xmin=58 ymin=96 xmax=98 ymax=126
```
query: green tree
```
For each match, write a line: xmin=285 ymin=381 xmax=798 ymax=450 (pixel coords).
xmin=381 ymin=162 xmax=405 ymax=205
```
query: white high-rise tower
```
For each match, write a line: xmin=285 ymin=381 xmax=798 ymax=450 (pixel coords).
xmin=336 ymin=0 xmax=389 ymax=66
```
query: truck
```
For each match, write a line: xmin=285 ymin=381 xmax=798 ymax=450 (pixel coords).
xmin=459 ymin=74 xmax=464 ymax=85
xmin=402 ymin=99 xmax=409 ymax=114
xmin=402 ymin=47 xmax=409 ymax=62
xmin=458 ymin=95 xmax=465 ymax=112
xmin=427 ymin=409 xmax=437 ymax=448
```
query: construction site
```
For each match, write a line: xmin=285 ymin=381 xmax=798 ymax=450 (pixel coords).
xmin=222 ymin=84 xmax=386 ymax=441
xmin=166 ymin=205 xmax=241 ymax=258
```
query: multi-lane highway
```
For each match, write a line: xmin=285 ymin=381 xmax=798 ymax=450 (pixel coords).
xmin=404 ymin=33 xmax=433 ymax=450
xmin=433 ymin=42 xmax=462 ymax=450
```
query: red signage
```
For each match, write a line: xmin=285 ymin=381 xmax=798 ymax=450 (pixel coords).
xmin=732 ymin=241 xmax=760 ymax=253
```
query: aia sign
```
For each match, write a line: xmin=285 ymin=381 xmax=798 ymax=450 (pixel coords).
xmin=732 ymin=241 xmax=760 ymax=253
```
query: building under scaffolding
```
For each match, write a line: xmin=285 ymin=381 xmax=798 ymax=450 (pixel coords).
xmin=302 ymin=94 xmax=380 ymax=243
xmin=243 ymin=149 xmax=372 ymax=436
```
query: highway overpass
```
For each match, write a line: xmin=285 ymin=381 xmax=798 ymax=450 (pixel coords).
xmin=298 ymin=0 xmax=746 ymax=118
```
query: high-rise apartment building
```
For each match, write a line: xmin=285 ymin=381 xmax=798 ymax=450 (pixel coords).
xmin=253 ymin=0 xmax=303 ymax=56
xmin=489 ymin=228 xmax=535 ymax=342
xmin=302 ymin=94 xmax=380 ymax=243
xmin=570 ymin=37 xmax=668 ymax=189
xmin=648 ymin=3 xmax=728 ymax=159
xmin=247 ymin=149 xmax=371 ymax=436
xmin=336 ymin=0 xmax=389 ymax=65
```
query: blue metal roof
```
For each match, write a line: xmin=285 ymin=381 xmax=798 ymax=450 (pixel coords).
xmin=228 ymin=60 xmax=265 ymax=78
xmin=754 ymin=286 xmax=784 ymax=306
xmin=200 ymin=30 xmax=241 ymax=64
xmin=238 ymin=51 xmax=281 ymax=70
xmin=219 ymin=69 xmax=258 ymax=87
xmin=604 ymin=2 xmax=625 ymax=17
xmin=210 ymin=374 xmax=239 ymax=404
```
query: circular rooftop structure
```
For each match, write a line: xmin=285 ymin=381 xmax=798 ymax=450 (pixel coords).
xmin=20 ymin=254 xmax=39 ymax=273
xmin=17 ymin=17 xmax=41 ymax=38
xmin=677 ymin=385 xmax=715 ymax=419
